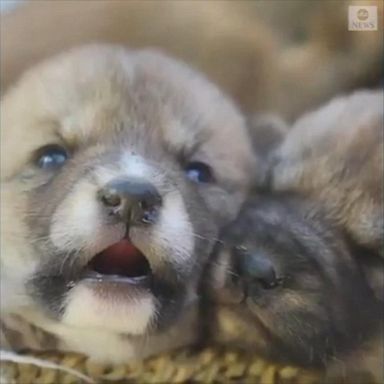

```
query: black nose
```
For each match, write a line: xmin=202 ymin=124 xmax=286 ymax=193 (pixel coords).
xmin=98 ymin=178 xmax=162 ymax=225
xmin=233 ymin=247 xmax=280 ymax=290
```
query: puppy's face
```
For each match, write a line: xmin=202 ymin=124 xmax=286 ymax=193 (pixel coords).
xmin=210 ymin=195 xmax=381 ymax=368
xmin=0 ymin=46 xmax=254 ymax=340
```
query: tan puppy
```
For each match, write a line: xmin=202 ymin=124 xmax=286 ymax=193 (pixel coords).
xmin=208 ymin=90 xmax=383 ymax=382
xmin=0 ymin=44 xmax=255 ymax=362
xmin=0 ymin=1 xmax=278 ymax=114
xmin=1 ymin=1 xmax=383 ymax=120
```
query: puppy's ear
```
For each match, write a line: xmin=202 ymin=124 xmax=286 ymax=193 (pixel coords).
xmin=247 ymin=114 xmax=289 ymax=188
xmin=247 ymin=114 xmax=289 ymax=157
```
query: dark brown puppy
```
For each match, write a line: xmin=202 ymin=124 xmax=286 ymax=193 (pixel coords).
xmin=208 ymin=195 xmax=382 ymax=382
xmin=207 ymin=90 xmax=383 ymax=382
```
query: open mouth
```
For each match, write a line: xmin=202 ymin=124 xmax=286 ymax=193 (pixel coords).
xmin=83 ymin=239 xmax=152 ymax=285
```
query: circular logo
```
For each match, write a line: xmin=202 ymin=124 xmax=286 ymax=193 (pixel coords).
xmin=357 ymin=8 xmax=369 ymax=21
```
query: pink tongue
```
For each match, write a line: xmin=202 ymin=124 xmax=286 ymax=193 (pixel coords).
xmin=90 ymin=239 xmax=148 ymax=277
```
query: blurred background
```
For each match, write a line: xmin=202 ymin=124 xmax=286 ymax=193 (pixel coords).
xmin=1 ymin=0 xmax=383 ymax=121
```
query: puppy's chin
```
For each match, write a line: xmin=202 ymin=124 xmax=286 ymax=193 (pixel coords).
xmin=44 ymin=234 xmax=157 ymax=336
xmin=62 ymin=282 xmax=155 ymax=335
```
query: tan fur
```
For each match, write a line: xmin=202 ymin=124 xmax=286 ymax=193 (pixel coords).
xmin=272 ymin=90 xmax=384 ymax=251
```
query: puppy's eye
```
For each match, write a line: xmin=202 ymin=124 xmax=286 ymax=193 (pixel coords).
xmin=35 ymin=144 xmax=68 ymax=170
xmin=185 ymin=161 xmax=214 ymax=183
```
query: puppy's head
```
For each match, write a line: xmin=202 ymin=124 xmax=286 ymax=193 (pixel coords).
xmin=209 ymin=195 xmax=381 ymax=368
xmin=271 ymin=90 xmax=384 ymax=252
xmin=0 ymin=45 xmax=254 ymax=341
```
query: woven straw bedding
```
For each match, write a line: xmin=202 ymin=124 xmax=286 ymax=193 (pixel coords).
xmin=1 ymin=347 xmax=322 ymax=384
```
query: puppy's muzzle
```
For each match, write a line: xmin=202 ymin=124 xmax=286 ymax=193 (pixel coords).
xmin=98 ymin=178 xmax=162 ymax=226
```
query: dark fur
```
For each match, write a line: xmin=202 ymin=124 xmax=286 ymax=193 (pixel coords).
xmin=207 ymin=194 xmax=382 ymax=369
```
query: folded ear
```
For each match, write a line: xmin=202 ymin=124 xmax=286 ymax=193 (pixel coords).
xmin=246 ymin=113 xmax=290 ymax=187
